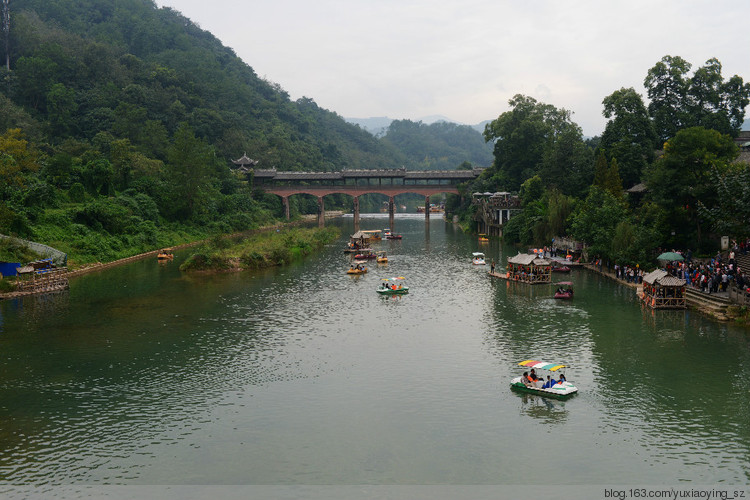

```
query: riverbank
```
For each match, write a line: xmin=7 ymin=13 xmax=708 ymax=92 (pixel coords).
xmin=179 ymin=226 xmax=340 ymax=272
xmin=583 ymin=262 xmax=738 ymax=323
xmin=0 ymin=214 xmax=345 ymax=300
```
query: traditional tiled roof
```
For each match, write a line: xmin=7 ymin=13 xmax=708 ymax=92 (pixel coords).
xmin=249 ymin=168 xmax=485 ymax=181
xmin=507 ymin=253 xmax=550 ymax=266
xmin=643 ymin=269 xmax=685 ymax=286
xmin=232 ymin=153 xmax=258 ymax=166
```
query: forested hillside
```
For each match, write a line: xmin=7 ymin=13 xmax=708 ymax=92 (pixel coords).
xmin=0 ymin=0 xmax=485 ymax=265
xmin=2 ymin=0 xmax=406 ymax=171
xmin=381 ymin=120 xmax=493 ymax=170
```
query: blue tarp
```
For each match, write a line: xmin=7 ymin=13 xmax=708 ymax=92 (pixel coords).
xmin=0 ymin=262 xmax=21 ymax=277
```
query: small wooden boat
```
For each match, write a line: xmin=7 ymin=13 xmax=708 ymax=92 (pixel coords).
xmin=354 ymin=251 xmax=377 ymax=260
xmin=510 ymin=360 xmax=578 ymax=399
xmin=552 ymin=265 xmax=571 ymax=273
xmin=376 ymin=251 xmax=388 ymax=264
xmin=478 ymin=233 xmax=489 ymax=242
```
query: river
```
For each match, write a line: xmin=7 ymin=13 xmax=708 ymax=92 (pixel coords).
xmin=1 ymin=215 xmax=749 ymax=489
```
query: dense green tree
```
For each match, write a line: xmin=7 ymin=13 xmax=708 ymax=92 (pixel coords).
xmin=569 ymin=186 xmax=628 ymax=260
xmin=599 ymin=87 xmax=657 ymax=187
xmin=164 ymin=122 xmax=218 ymax=220
xmin=644 ymin=55 xmax=750 ymax=142
xmin=645 ymin=126 xmax=738 ymax=249
xmin=644 ymin=56 xmax=692 ymax=143
xmin=604 ymin=157 xmax=624 ymax=199
xmin=593 ymin=151 xmax=608 ymax=188
xmin=698 ymin=163 xmax=750 ymax=238
xmin=484 ymin=95 xmax=586 ymax=191
xmin=13 ymin=55 xmax=57 ymax=110
xmin=539 ymin=124 xmax=593 ymax=197
xmin=46 ymin=83 xmax=78 ymax=136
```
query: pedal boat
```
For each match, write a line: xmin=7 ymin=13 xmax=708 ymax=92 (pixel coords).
xmin=510 ymin=360 xmax=578 ymax=399
xmin=377 ymin=277 xmax=409 ymax=295
xmin=553 ymin=282 xmax=574 ymax=299
xmin=472 ymin=252 xmax=486 ymax=265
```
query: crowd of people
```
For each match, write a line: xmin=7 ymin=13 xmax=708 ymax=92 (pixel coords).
xmin=597 ymin=238 xmax=750 ymax=297
xmin=668 ymin=245 xmax=748 ymax=295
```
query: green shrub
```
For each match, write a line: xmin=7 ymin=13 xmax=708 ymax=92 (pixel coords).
xmin=0 ymin=279 xmax=17 ymax=293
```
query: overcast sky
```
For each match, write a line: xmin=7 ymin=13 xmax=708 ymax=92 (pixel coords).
xmin=154 ymin=0 xmax=749 ymax=137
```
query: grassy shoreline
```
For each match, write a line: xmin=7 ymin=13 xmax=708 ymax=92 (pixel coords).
xmin=179 ymin=226 xmax=340 ymax=272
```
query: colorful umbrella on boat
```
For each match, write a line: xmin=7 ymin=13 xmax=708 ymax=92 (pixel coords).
xmin=518 ymin=360 xmax=567 ymax=371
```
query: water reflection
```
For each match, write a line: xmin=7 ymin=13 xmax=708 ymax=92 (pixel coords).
xmin=515 ymin=393 xmax=569 ymax=424
xmin=0 ymin=216 xmax=749 ymax=484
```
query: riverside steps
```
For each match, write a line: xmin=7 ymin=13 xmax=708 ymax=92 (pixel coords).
xmin=684 ymin=287 xmax=731 ymax=321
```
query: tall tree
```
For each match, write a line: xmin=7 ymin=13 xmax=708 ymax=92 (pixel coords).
xmin=599 ymin=87 xmax=657 ymax=187
xmin=483 ymin=94 xmax=582 ymax=191
xmin=165 ymin=123 xmax=218 ymax=220
xmin=644 ymin=56 xmax=750 ymax=142
xmin=645 ymin=126 xmax=738 ymax=249
xmin=569 ymin=186 xmax=628 ymax=260
xmin=644 ymin=55 xmax=691 ymax=143
xmin=698 ymin=163 xmax=750 ymax=238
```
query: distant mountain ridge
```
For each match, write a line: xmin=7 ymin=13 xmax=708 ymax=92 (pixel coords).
xmin=346 ymin=116 xmax=492 ymax=137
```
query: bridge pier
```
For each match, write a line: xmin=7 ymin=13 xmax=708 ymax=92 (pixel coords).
xmin=282 ymin=196 xmax=290 ymax=220
xmin=317 ymin=196 xmax=325 ymax=227
xmin=353 ymin=196 xmax=360 ymax=226
xmin=424 ymin=196 xmax=430 ymax=220
xmin=388 ymin=196 xmax=395 ymax=229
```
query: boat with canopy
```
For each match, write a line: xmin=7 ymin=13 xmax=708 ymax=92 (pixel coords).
xmin=510 ymin=360 xmax=578 ymax=399
xmin=472 ymin=252 xmax=486 ymax=265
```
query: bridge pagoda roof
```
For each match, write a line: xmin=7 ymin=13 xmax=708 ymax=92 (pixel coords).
xmin=251 ymin=167 xmax=484 ymax=181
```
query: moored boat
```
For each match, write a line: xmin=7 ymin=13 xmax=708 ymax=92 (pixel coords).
xmin=510 ymin=360 xmax=578 ymax=399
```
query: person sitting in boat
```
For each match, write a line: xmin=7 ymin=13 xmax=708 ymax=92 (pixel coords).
xmin=529 ymin=368 xmax=539 ymax=381
xmin=556 ymin=374 xmax=566 ymax=385
xmin=542 ymin=375 xmax=552 ymax=388
xmin=522 ymin=372 xmax=534 ymax=387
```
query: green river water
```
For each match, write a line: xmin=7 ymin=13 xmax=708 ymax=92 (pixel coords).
xmin=1 ymin=216 xmax=749 ymax=492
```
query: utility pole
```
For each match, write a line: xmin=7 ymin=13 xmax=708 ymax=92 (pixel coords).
xmin=2 ymin=0 xmax=9 ymax=71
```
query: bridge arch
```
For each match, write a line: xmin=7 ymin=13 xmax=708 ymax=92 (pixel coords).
xmin=248 ymin=167 xmax=482 ymax=225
